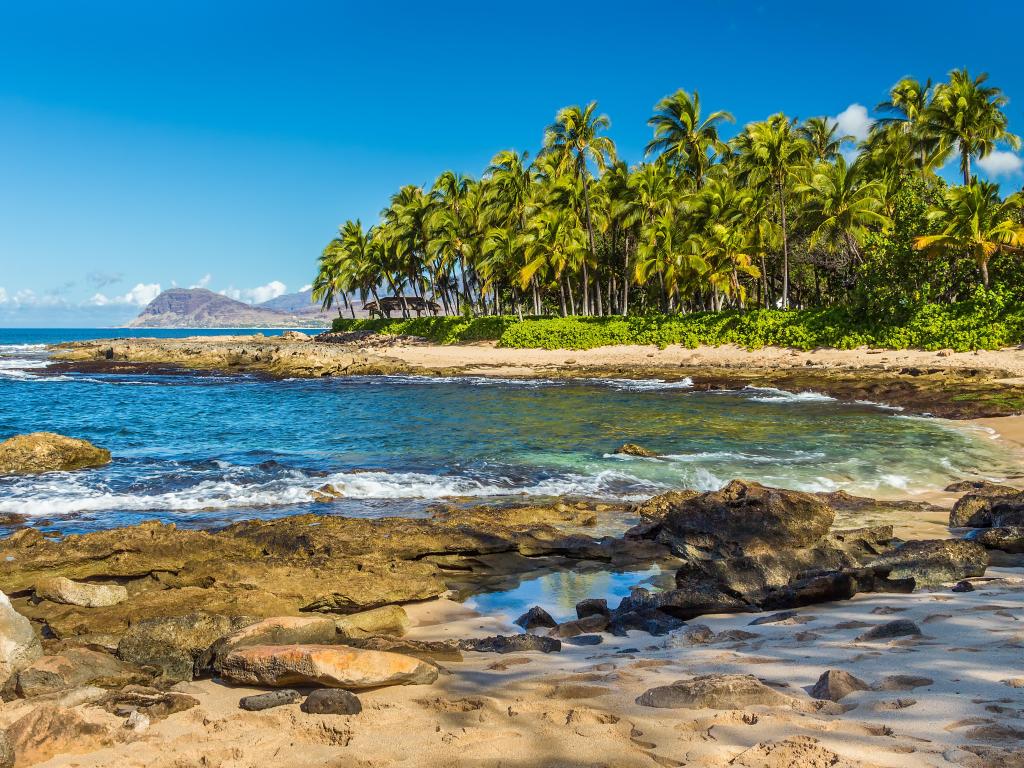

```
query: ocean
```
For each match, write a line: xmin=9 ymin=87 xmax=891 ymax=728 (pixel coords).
xmin=0 ymin=328 xmax=1016 ymax=534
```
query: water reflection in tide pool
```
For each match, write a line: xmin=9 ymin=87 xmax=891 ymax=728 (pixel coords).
xmin=466 ymin=565 xmax=664 ymax=622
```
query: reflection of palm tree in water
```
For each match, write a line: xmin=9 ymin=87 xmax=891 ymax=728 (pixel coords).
xmin=546 ymin=570 xmax=614 ymax=616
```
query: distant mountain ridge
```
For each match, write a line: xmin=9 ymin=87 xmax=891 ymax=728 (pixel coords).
xmin=125 ymin=288 xmax=331 ymax=328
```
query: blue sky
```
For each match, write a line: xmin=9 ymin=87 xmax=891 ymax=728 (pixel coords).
xmin=2 ymin=1 xmax=1023 ymax=326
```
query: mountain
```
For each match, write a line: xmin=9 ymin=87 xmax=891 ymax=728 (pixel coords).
xmin=259 ymin=289 xmax=367 ymax=319
xmin=125 ymin=288 xmax=329 ymax=329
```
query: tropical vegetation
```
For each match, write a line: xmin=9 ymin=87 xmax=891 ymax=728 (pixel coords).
xmin=314 ymin=69 xmax=1024 ymax=350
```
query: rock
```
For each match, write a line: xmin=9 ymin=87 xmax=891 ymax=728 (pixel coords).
xmin=239 ymin=689 xmax=301 ymax=711
xmin=856 ymin=620 xmax=922 ymax=642
xmin=5 ymin=705 xmax=111 ymax=766
xmin=810 ymin=669 xmax=869 ymax=701
xmin=936 ymin=348 xmax=954 ymax=357
xmin=563 ymin=634 xmax=603 ymax=646
xmin=16 ymin=647 xmax=148 ymax=697
xmin=636 ymin=674 xmax=797 ymax=709
xmin=969 ymin=527 xmax=1024 ymax=554
xmin=334 ymin=605 xmax=410 ymax=638
xmin=34 ymin=577 xmax=128 ymax=608
xmin=338 ymin=636 xmax=463 ymax=663
xmin=607 ymin=609 xmax=686 ymax=636
xmin=575 ymin=598 xmax=609 ymax=619
xmin=990 ymin=496 xmax=1024 ymax=527
xmin=204 ymin=615 xmax=338 ymax=670
xmin=730 ymin=736 xmax=867 ymax=768
xmin=280 ymin=331 xmax=310 ymax=341
xmin=675 ymin=624 xmax=714 ymax=645
xmin=0 ymin=590 xmax=42 ymax=687
xmin=949 ymin=485 xmax=1020 ymax=527
xmin=616 ymin=579 xmax=748 ymax=624
xmin=117 ymin=612 xmax=248 ymax=682
xmin=654 ymin=480 xmax=834 ymax=551
xmin=309 ymin=484 xmax=343 ymax=502
xmin=514 ymin=606 xmax=557 ymax=631
xmin=99 ymin=685 xmax=199 ymax=720
xmin=220 ymin=644 xmax=438 ymax=689
xmin=614 ymin=443 xmax=659 ymax=458
xmin=0 ymin=731 xmax=10 ymax=768
xmin=749 ymin=611 xmax=803 ymax=626
xmin=873 ymin=675 xmax=933 ymax=691
xmin=458 ymin=635 xmax=561 ymax=654
xmin=952 ymin=580 xmax=975 ymax=592
xmin=631 ymin=490 xmax=700 ymax=524
xmin=0 ymin=433 xmax=111 ymax=475
xmin=301 ymin=688 xmax=362 ymax=715
xmin=866 ymin=539 xmax=988 ymax=587
xmin=124 ymin=710 xmax=150 ymax=733
xmin=552 ymin=614 xmax=609 ymax=638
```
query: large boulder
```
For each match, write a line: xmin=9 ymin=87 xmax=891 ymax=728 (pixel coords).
xmin=334 ymin=605 xmax=409 ymax=638
xmin=636 ymin=674 xmax=798 ymax=709
xmin=866 ymin=539 xmax=988 ymax=587
xmin=35 ymin=577 xmax=127 ymax=608
xmin=0 ymin=433 xmax=110 ymax=475
xmin=220 ymin=644 xmax=438 ymax=689
xmin=990 ymin=496 xmax=1024 ymax=527
xmin=117 ymin=612 xmax=251 ymax=682
xmin=654 ymin=481 xmax=834 ymax=552
xmin=203 ymin=615 xmax=337 ymax=671
xmin=0 ymin=590 xmax=42 ymax=687
xmin=949 ymin=484 xmax=1020 ymax=528
xmin=969 ymin=527 xmax=1024 ymax=554
xmin=16 ymin=647 xmax=147 ymax=697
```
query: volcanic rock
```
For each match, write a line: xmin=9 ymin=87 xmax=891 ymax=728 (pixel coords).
xmin=220 ymin=644 xmax=438 ymax=689
xmin=0 ymin=432 xmax=110 ymax=475
xmin=458 ymin=635 xmax=561 ymax=654
xmin=239 ymin=689 xmax=301 ymax=711
xmin=515 ymin=606 xmax=557 ymax=631
xmin=575 ymin=598 xmax=609 ymax=619
xmin=855 ymin=620 xmax=922 ymax=642
xmin=969 ymin=527 xmax=1024 ymax=554
xmin=301 ymin=688 xmax=362 ymax=715
xmin=866 ymin=539 xmax=988 ymax=586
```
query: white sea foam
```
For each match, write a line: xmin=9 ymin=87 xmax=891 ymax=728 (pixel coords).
xmin=743 ymin=386 xmax=836 ymax=403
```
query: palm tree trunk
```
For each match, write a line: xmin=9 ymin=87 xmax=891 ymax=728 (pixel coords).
xmin=779 ymin=181 xmax=790 ymax=310
xmin=559 ymin=277 xmax=568 ymax=317
xmin=622 ymin=235 xmax=630 ymax=317
xmin=980 ymin=259 xmax=990 ymax=290
xmin=963 ymin=149 xmax=971 ymax=186
xmin=580 ymin=174 xmax=597 ymax=316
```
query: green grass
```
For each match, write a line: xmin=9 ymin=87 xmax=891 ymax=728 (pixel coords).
xmin=330 ymin=299 xmax=1024 ymax=352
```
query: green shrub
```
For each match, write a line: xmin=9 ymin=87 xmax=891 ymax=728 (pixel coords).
xmin=331 ymin=298 xmax=1024 ymax=352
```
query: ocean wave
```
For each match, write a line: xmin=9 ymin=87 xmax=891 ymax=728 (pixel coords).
xmin=0 ymin=466 xmax=664 ymax=517
xmin=370 ymin=375 xmax=693 ymax=391
xmin=743 ymin=386 xmax=836 ymax=403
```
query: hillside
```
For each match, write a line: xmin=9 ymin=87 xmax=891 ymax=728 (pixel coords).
xmin=259 ymin=289 xmax=368 ymax=319
xmin=125 ymin=288 xmax=329 ymax=328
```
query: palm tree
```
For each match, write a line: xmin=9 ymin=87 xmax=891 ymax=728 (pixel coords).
xmin=914 ymin=182 xmax=1024 ymax=289
xmin=798 ymin=117 xmax=851 ymax=162
xmin=798 ymin=156 xmax=890 ymax=263
xmin=646 ymin=89 xmax=733 ymax=187
xmin=734 ymin=114 xmax=807 ymax=308
xmin=541 ymin=102 xmax=617 ymax=314
xmin=925 ymin=69 xmax=1021 ymax=185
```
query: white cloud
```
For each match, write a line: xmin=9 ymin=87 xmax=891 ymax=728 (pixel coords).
xmin=90 ymin=282 xmax=162 ymax=307
xmin=300 ymin=284 xmax=312 ymax=292
xmin=832 ymin=103 xmax=873 ymax=143
xmin=0 ymin=287 xmax=7 ymax=304
xmin=220 ymin=280 xmax=288 ymax=305
xmin=190 ymin=274 xmax=212 ymax=289
xmin=977 ymin=149 xmax=1024 ymax=177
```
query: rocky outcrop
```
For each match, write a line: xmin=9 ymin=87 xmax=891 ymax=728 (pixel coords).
xmin=866 ymin=539 xmax=988 ymax=587
xmin=204 ymin=616 xmax=338 ymax=671
xmin=969 ymin=526 xmax=1024 ymax=554
xmin=1 ymin=590 xmax=42 ymax=687
xmin=0 ymin=433 xmax=110 ymax=475
xmin=335 ymin=605 xmax=409 ymax=638
xmin=35 ymin=577 xmax=127 ymax=608
xmin=949 ymin=483 xmax=1022 ymax=527
xmin=117 ymin=612 xmax=252 ymax=682
xmin=16 ymin=647 xmax=147 ymax=697
xmin=220 ymin=644 xmax=438 ymax=689
xmin=636 ymin=674 xmax=798 ymax=709
xmin=614 ymin=443 xmax=659 ymax=458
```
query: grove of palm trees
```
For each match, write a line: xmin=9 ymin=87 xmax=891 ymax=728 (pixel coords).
xmin=314 ymin=69 xmax=1024 ymax=351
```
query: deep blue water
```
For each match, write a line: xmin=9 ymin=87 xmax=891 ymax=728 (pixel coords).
xmin=0 ymin=328 xmax=1016 ymax=535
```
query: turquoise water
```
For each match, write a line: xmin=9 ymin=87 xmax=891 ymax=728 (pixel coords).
xmin=0 ymin=328 xmax=1016 ymax=534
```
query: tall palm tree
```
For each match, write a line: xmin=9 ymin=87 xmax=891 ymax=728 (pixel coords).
xmin=914 ymin=182 xmax=1024 ymax=289
xmin=734 ymin=114 xmax=807 ymax=308
xmin=798 ymin=117 xmax=851 ymax=162
xmin=646 ymin=89 xmax=734 ymax=187
xmin=925 ymin=69 xmax=1021 ymax=185
xmin=541 ymin=102 xmax=617 ymax=314
xmin=798 ymin=156 xmax=890 ymax=263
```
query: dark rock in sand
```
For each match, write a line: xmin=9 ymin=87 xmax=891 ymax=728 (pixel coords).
xmin=866 ymin=539 xmax=988 ymax=587
xmin=968 ymin=526 xmax=1024 ymax=554
xmin=748 ymin=611 xmax=803 ymax=626
xmin=239 ymin=689 xmax=301 ymax=711
xmin=301 ymin=688 xmax=362 ymax=715
xmin=655 ymin=480 xmax=835 ymax=551
xmin=552 ymin=614 xmax=609 ymax=638
xmin=117 ymin=612 xmax=251 ymax=682
xmin=575 ymin=598 xmax=609 ymax=620
xmin=458 ymin=635 xmax=560 ymax=654
xmin=810 ymin=669 xmax=870 ymax=701
xmin=872 ymin=675 xmax=933 ymax=691
xmin=636 ymin=674 xmax=797 ymax=709
xmin=607 ymin=609 xmax=686 ymax=637
xmin=614 ymin=443 xmax=659 ymax=458
xmin=563 ymin=635 xmax=603 ymax=646
xmin=856 ymin=620 xmax=922 ymax=642
xmin=515 ymin=606 xmax=557 ymax=631
xmin=952 ymin=580 xmax=976 ymax=592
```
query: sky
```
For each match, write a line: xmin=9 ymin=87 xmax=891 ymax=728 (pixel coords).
xmin=2 ymin=1 xmax=1023 ymax=327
